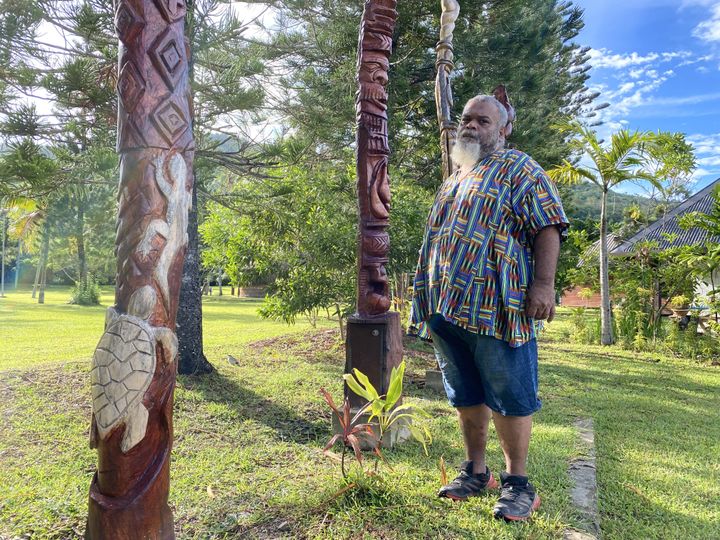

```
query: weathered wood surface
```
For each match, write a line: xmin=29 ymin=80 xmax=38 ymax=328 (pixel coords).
xmin=86 ymin=0 xmax=193 ymax=536
xmin=435 ymin=0 xmax=459 ymax=180
xmin=355 ymin=0 xmax=397 ymax=318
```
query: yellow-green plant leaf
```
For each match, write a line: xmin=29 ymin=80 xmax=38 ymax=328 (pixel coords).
xmin=351 ymin=368 xmax=380 ymax=400
xmin=343 ymin=373 xmax=374 ymax=401
xmin=407 ymin=424 xmax=430 ymax=455
xmin=385 ymin=360 xmax=405 ymax=411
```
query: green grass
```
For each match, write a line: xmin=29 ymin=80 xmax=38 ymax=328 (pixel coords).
xmin=0 ymin=286 xmax=332 ymax=370
xmin=1 ymin=291 xmax=719 ymax=539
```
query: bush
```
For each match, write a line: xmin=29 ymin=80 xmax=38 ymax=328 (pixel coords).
xmin=69 ymin=275 xmax=101 ymax=305
xmin=569 ymin=307 xmax=600 ymax=344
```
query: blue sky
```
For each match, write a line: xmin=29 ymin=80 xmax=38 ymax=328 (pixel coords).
xmin=574 ymin=0 xmax=720 ymax=193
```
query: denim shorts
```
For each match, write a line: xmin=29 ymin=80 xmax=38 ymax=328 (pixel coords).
xmin=427 ymin=314 xmax=541 ymax=416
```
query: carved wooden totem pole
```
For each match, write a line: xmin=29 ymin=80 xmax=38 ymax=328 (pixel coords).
xmin=86 ymin=0 xmax=193 ymax=536
xmin=435 ymin=0 xmax=460 ymax=180
xmin=345 ymin=0 xmax=402 ymax=410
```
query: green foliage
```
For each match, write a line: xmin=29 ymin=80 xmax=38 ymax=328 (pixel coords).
xmin=670 ymin=295 xmax=691 ymax=309
xmin=69 ymin=274 xmax=101 ymax=305
xmin=271 ymin=0 xmax=594 ymax=182
xmin=549 ymin=120 xmax=696 ymax=344
xmin=567 ymin=306 xmax=600 ymax=344
xmin=344 ymin=360 xmax=432 ymax=455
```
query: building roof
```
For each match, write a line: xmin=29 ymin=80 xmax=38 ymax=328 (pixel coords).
xmin=612 ymin=177 xmax=720 ymax=255
xmin=580 ymin=233 xmax=625 ymax=266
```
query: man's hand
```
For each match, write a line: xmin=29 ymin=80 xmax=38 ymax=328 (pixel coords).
xmin=525 ymin=280 xmax=556 ymax=322
xmin=525 ymin=226 xmax=562 ymax=323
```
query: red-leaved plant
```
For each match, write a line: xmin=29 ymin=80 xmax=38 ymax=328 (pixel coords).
xmin=320 ymin=388 xmax=383 ymax=478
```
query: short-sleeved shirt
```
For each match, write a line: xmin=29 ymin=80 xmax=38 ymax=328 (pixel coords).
xmin=409 ymin=148 xmax=569 ymax=347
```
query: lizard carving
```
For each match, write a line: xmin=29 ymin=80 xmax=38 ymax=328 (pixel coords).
xmin=137 ymin=152 xmax=191 ymax=312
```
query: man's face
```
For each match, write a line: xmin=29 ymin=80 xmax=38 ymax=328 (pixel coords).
xmin=457 ymin=99 xmax=505 ymax=150
xmin=451 ymin=99 xmax=506 ymax=169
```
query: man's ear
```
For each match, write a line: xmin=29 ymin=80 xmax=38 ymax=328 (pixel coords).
xmin=503 ymin=122 xmax=513 ymax=138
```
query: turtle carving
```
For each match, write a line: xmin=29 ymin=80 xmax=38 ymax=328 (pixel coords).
xmin=90 ymin=286 xmax=177 ymax=453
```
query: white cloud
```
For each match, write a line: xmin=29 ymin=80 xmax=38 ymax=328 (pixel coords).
xmin=590 ymin=49 xmax=659 ymax=69
xmin=692 ymin=3 xmax=720 ymax=42
xmin=590 ymin=48 xmax=693 ymax=70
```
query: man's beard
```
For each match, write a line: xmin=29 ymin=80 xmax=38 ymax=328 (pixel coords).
xmin=451 ymin=130 xmax=502 ymax=170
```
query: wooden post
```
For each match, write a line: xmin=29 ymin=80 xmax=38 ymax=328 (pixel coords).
xmin=346 ymin=0 xmax=402 ymax=411
xmin=435 ymin=0 xmax=459 ymax=180
xmin=85 ymin=0 xmax=193 ymax=536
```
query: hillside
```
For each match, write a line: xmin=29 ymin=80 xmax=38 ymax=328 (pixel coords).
xmin=565 ymin=182 xmax=654 ymax=224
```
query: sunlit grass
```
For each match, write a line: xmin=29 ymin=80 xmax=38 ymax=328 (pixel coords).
xmin=1 ymin=300 xmax=718 ymax=539
xmin=0 ymin=286 xmax=332 ymax=370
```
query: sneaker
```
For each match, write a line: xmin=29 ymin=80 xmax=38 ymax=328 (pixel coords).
xmin=438 ymin=460 xmax=499 ymax=501
xmin=493 ymin=472 xmax=541 ymax=521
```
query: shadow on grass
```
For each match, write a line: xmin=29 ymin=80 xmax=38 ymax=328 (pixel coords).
xmin=178 ymin=370 xmax=332 ymax=445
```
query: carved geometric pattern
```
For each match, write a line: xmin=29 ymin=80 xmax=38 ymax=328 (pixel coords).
xmin=151 ymin=98 xmax=189 ymax=145
xmin=115 ymin=0 xmax=145 ymax=45
xmin=152 ymin=0 xmax=186 ymax=22
xmin=149 ymin=28 xmax=185 ymax=91
xmin=363 ymin=232 xmax=389 ymax=256
xmin=117 ymin=115 xmax=148 ymax=151
xmin=117 ymin=61 xmax=145 ymax=113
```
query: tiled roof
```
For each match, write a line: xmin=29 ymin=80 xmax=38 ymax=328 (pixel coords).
xmin=612 ymin=178 xmax=720 ymax=254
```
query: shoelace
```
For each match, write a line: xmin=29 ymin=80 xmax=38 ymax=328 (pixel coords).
xmin=501 ymin=485 xmax=522 ymax=501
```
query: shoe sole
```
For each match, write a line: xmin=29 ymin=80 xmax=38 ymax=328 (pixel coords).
xmin=494 ymin=494 xmax=541 ymax=521
xmin=439 ymin=474 xmax=499 ymax=501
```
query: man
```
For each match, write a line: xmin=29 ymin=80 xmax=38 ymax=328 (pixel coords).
xmin=410 ymin=94 xmax=568 ymax=521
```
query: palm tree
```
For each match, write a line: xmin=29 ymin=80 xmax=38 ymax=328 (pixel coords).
xmin=548 ymin=120 xmax=695 ymax=345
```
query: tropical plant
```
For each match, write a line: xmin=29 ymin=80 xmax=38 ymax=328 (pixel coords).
xmin=343 ymin=360 xmax=432 ymax=455
xmin=670 ymin=295 xmax=691 ymax=309
xmin=548 ymin=121 xmax=695 ymax=344
xmin=320 ymin=389 xmax=380 ymax=479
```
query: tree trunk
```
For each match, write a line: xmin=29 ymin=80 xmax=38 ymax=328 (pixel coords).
xmin=1 ymin=212 xmax=7 ymax=297
xmin=217 ymin=270 xmax=222 ymax=296
xmin=31 ymin=223 xmax=46 ymax=298
xmin=85 ymin=0 xmax=194 ymax=534
xmin=599 ymin=187 xmax=613 ymax=345
xmin=76 ymin=197 xmax=87 ymax=284
xmin=15 ymin=239 xmax=21 ymax=289
xmin=177 ymin=180 xmax=213 ymax=375
xmin=37 ymin=221 xmax=50 ymax=305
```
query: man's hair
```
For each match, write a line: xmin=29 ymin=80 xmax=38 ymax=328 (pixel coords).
xmin=465 ymin=95 xmax=508 ymax=128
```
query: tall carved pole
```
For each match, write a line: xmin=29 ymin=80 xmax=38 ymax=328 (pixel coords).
xmin=86 ymin=0 xmax=193 ymax=536
xmin=345 ymin=0 xmax=402 ymax=411
xmin=435 ymin=0 xmax=460 ymax=180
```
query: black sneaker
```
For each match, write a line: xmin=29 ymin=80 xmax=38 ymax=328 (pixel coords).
xmin=438 ymin=460 xmax=499 ymax=501
xmin=493 ymin=472 xmax=541 ymax=521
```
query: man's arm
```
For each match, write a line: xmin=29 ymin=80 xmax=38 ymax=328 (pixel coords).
xmin=525 ymin=226 xmax=561 ymax=322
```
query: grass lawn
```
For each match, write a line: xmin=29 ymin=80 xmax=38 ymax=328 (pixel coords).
xmin=1 ymin=288 xmax=718 ymax=539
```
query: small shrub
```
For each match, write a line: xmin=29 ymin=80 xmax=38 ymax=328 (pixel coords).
xmin=69 ymin=275 xmax=101 ymax=306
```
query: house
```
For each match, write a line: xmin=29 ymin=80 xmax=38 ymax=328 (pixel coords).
xmin=611 ymin=177 xmax=720 ymax=300
xmin=612 ymin=177 xmax=720 ymax=255
xmin=560 ymin=178 xmax=720 ymax=307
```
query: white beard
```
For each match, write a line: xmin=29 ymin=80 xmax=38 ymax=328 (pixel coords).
xmin=451 ymin=132 xmax=502 ymax=170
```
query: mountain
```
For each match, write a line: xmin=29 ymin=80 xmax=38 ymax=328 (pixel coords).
xmin=565 ymin=182 xmax=654 ymax=225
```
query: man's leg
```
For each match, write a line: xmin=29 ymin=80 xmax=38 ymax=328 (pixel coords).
xmin=492 ymin=412 xmax=532 ymax=476
xmin=492 ymin=411 xmax=540 ymax=521
xmin=457 ymin=404 xmax=493 ymax=474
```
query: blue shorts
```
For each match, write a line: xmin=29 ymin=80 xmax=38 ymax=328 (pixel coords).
xmin=427 ymin=314 xmax=541 ymax=416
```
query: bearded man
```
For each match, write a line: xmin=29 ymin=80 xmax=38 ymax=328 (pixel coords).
xmin=410 ymin=94 xmax=569 ymax=521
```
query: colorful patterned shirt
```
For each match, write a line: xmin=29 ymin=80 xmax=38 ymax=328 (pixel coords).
xmin=409 ymin=149 xmax=569 ymax=347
